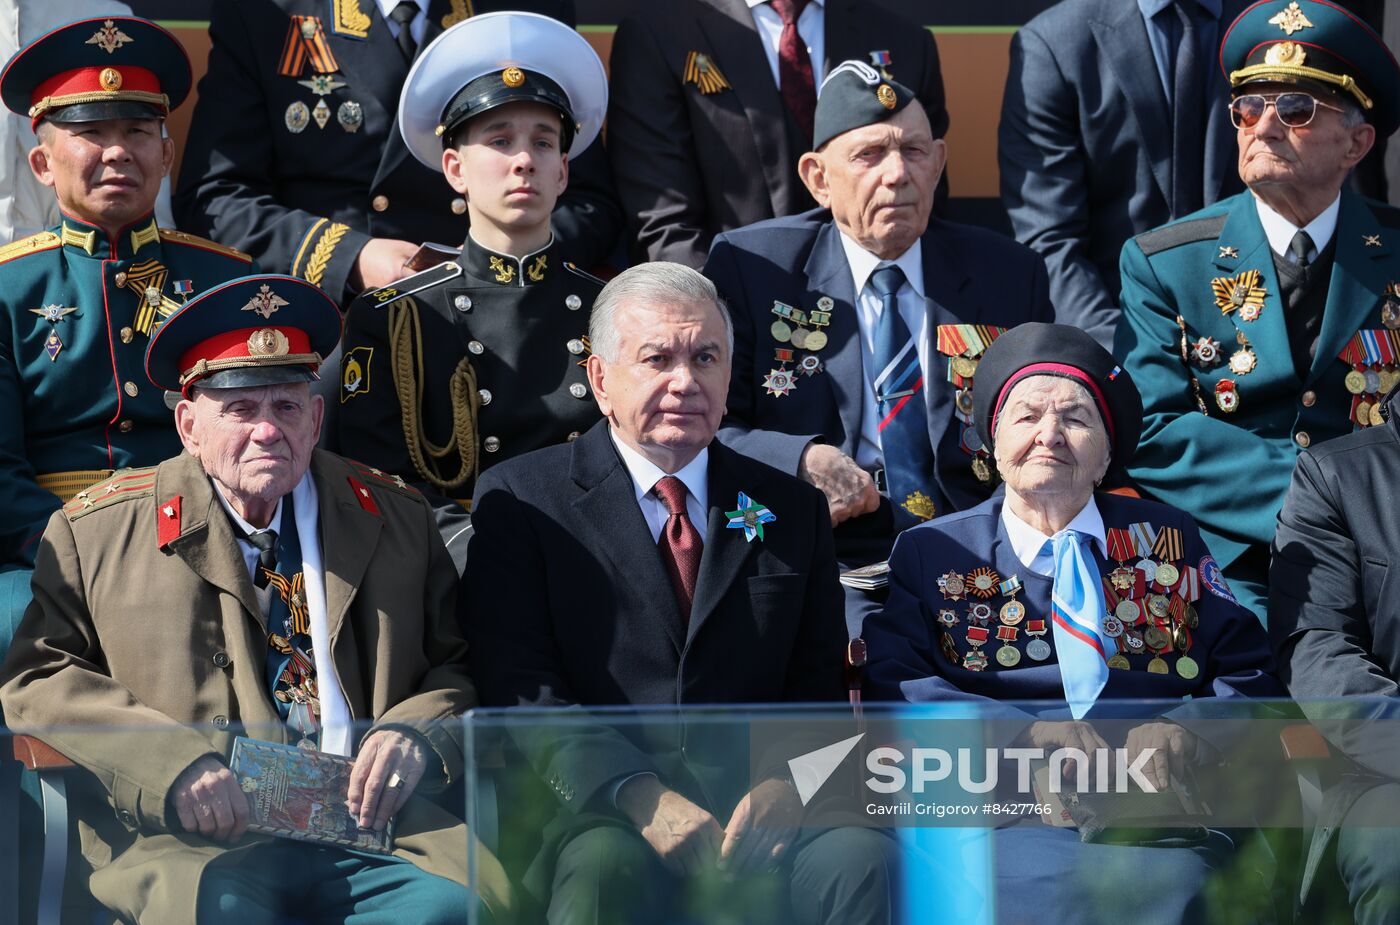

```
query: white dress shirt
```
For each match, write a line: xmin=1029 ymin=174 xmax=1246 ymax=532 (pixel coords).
xmin=1254 ymin=192 xmax=1340 ymax=264
xmin=610 ymin=429 xmax=709 ymax=541
xmin=838 ymin=231 xmax=930 ymax=471
xmin=745 ymin=0 xmax=826 ymax=90
xmin=1001 ymin=497 xmax=1108 ymax=577
xmin=375 ymin=0 xmax=427 ymax=46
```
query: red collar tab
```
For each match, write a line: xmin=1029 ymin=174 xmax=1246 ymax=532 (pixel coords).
xmin=347 ymin=476 xmax=379 ymax=516
xmin=156 ymin=494 xmax=181 ymax=548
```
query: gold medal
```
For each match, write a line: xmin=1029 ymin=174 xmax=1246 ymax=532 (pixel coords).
xmin=1371 ymin=402 xmax=1387 ymax=427
xmin=790 ymin=327 xmax=809 ymax=350
xmin=1147 ymin=656 xmax=1169 ymax=674
xmin=951 ymin=356 xmax=978 ymax=379
xmin=1107 ymin=654 xmax=1131 ymax=670
xmin=1115 ymin=599 xmax=1141 ymax=623
xmin=1146 ymin=594 xmax=1171 ymax=619
xmin=1154 ymin=562 xmax=1180 ymax=587
xmin=1228 ymin=348 xmax=1257 ymax=375
xmin=1381 ymin=370 xmax=1400 ymax=393
xmin=804 ymin=329 xmax=828 ymax=351
xmin=996 ymin=645 xmax=1021 ymax=667
xmin=770 ymin=320 xmax=792 ymax=343
xmin=1345 ymin=370 xmax=1368 ymax=394
xmin=1184 ymin=605 xmax=1199 ymax=628
xmin=972 ymin=456 xmax=993 ymax=484
xmin=1176 ymin=656 xmax=1200 ymax=680
xmin=1144 ymin=625 xmax=1170 ymax=651
xmin=1356 ymin=398 xmax=1373 ymax=426
xmin=1173 ymin=624 xmax=1191 ymax=652
xmin=999 ymin=600 xmax=1025 ymax=625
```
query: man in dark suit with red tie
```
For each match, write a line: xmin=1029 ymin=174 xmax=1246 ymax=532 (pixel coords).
xmin=606 ymin=0 xmax=948 ymax=268
xmin=461 ymin=262 xmax=894 ymax=924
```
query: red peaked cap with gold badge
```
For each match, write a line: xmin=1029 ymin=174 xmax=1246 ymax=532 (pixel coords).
xmin=145 ymin=275 xmax=343 ymax=397
xmin=0 ymin=16 xmax=192 ymax=130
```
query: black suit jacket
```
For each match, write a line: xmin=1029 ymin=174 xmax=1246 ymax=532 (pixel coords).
xmin=607 ymin=0 xmax=949 ymax=268
xmin=173 ymin=0 xmax=620 ymax=301
xmin=704 ymin=209 xmax=1052 ymax=565
xmin=462 ymin=420 xmax=845 ymax=815
xmin=1270 ymin=404 xmax=1400 ymax=898
xmin=998 ymin=0 xmax=1246 ymax=345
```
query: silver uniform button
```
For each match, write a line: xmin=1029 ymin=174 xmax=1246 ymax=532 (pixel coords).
xmin=483 ymin=436 xmax=501 ymax=453
xmin=454 ymin=295 xmax=472 ymax=312
xmin=569 ymin=383 xmax=588 ymax=399
xmin=479 ymin=389 xmax=492 ymax=405
xmin=567 ymin=338 xmax=585 ymax=355
xmin=565 ymin=294 xmax=582 ymax=311
xmin=468 ymin=340 xmax=484 ymax=355
xmin=566 ymin=431 xmax=581 ymax=442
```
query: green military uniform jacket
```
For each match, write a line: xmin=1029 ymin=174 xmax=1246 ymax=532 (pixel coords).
xmin=0 ymin=449 xmax=511 ymax=923
xmin=1115 ymin=188 xmax=1400 ymax=622
xmin=337 ymin=235 xmax=604 ymax=570
xmin=0 ymin=213 xmax=254 ymax=565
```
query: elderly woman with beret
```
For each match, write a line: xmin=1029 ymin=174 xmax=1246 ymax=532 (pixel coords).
xmin=863 ymin=323 xmax=1281 ymax=923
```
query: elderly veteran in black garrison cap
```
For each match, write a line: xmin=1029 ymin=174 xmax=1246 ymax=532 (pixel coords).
xmin=704 ymin=60 xmax=1051 ymax=642
xmin=864 ymin=323 xmax=1279 ymax=923
xmin=1115 ymin=0 xmax=1400 ymax=629
xmin=337 ymin=11 xmax=609 ymax=574
xmin=0 ymin=274 xmax=511 ymax=924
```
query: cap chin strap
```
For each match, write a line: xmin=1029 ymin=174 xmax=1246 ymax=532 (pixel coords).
xmin=1230 ymin=64 xmax=1373 ymax=111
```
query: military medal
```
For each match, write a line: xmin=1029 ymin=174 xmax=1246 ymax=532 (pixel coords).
xmin=337 ymin=100 xmax=363 ymax=132
xmin=804 ymin=329 xmax=828 ymax=351
xmin=29 ymin=304 xmax=79 ymax=361
xmin=938 ymin=609 xmax=959 ymax=627
xmin=1383 ymin=284 xmax=1400 ymax=330
xmin=1106 ymin=529 xmax=1139 ymax=592
xmin=771 ymin=320 xmax=792 ymax=342
xmin=955 ymin=388 xmax=974 ymax=416
xmin=1147 ymin=656 xmax=1169 ymax=674
xmin=963 ymin=650 xmax=989 ymax=672
xmin=312 ymin=98 xmax=332 ymax=129
xmin=967 ymin=567 xmax=999 ymax=599
xmin=1176 ymin=656 xmax=1200 ymax=680
xmin=998 ymin=576 xmax=1025 ymax=625
xmin=1189 ymin=336 xmax=1222 ymax=368
xmin=1212 ymin=269 xmax=1267 ymax=321
xmin=1123 ymin=631 xmax=1145 ymax=653
xmin=940 ymin=632 xmax=963 ymax=667
xmin=1115 ymin=598 xmax=1141 ymax=623
xmin=1107 ymin=654 xmax=1131 ymax=670
xmin=995 ymin=626 xmax=1021 ymax=667
xmin=770 ymin=301 xmax=800 ymax=343
xmin=1024 ymin=620 xmax=1051 ymax=661
xmin=725 ymin=492 xmax=777 ymax=542
xmin=1143 ymin=624 xmax=1170 ymax=651
xmin=798 ymin=355 xmax=823 ymax=376
xmin=969 ymin=603 xmax=993 ymax=626
xmin=965 ymin=625 xmax=990 ymax=650
xmin=1345 ymin=369 xmax=1368 ymax=394
xmin=938 ymin=571 xmax=967 ymax=601
xmin=762 ymin=366 xmax=796 ymax=397
xmin=972 ymin=457 xmax=993 ymax=484
xmin=1228 ymin=330 xmax=1257 ymax=375
xmin=1101 ymin=616 xmax=1124 ymax=638
xmin=790 ymin=326 xmax=809 ymax=350
xmin=682 ymin=51 xmax=731 ymax=94
xmin=285 ymin=100 xmax=311 ymax=132
xmin=1151 ymin=527 xmax=1184 ymax=591
xmin=297 ymin=73 xmax=346 ymax=95
xmin=1215 ymin=379 xmax=1240 ymax=413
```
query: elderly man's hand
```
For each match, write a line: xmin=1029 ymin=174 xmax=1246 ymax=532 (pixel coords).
xmin=1019 ymin=720 xmax=1112 ymax=789
xmin=798 ymin=443 xmax=880 ymax=526
xmin=347 ymin=729 xmax=428 ymax=831
xmin=720 ymin=776 xmax=802 ymax=874
xmin=1124 ymin=722 xmax=1199 ymax=792
xmin=171 ymin=755 xmax=251 ymax=842
xmin=351 ymin=238 xmax=420 ymax=291
xmin=617 ymin=775 xmax=724 ymax=876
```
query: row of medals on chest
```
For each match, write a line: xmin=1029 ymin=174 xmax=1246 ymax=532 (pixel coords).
xmin=936 ymin=558 xmax=1200 ymax=679
xmin=763 ymin=299 xmax=833 ymax=396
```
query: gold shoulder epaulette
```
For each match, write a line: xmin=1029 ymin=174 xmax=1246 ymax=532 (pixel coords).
xmin=63 ymin=468 xmax=158 ymax=521
xmin=0 ymin=231 xmax=62 ymax=266
xmin=159 ymin=228 xmax=254 ymax=263
xmin=563 ymin=261 xmax=606 ymax=288
xmin=345 ymin=459 xmax=421 ymax=496
xmin=361 ymin=261 xmax=463 ymax=307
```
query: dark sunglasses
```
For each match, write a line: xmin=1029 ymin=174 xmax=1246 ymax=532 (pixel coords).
xmin=1228 ymin=92 xmax=1346 ymax=129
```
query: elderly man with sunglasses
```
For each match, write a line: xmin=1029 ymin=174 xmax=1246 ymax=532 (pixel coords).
xmin=1114 ymin=0 xmax=1400 ymax=627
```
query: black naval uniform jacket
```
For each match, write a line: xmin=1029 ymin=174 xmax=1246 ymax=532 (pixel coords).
xmin=337 ymin=235 xmax=604 ymax=570
xmin=173 ymin=0 xmax=621 ymax=302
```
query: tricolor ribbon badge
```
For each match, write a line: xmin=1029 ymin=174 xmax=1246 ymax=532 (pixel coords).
xmin=726 ymin=492 xmax=776 ymax=542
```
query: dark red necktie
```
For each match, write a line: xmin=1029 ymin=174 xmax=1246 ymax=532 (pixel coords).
xmin=654 ymin=476 xmax=703 ymax=621
xmin=769 ymin=0 xmax=816 ymax=144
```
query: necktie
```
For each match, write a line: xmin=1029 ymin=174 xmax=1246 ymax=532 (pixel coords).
xmin=1288 ymin=230 xmax=1314 ymax=270
xmin=255 ymin=509 xmax=320 ymax=745
xmin=243 ymin=528 xmax=277 ymax=590
xmin=654 ymin=476 xmax=703 ymax=621
xmin=1170 ymin=0 xmax=1205 ymax=218
xmin=389 ymin=1 xmax=418 ymax=62
xmin=1047 ymin=532 xmax=1111 ymax=719
xmin=869 ymin=265 xmax=935 ymax=530
xmin=769 ymin=0 xmax=817 ymax=144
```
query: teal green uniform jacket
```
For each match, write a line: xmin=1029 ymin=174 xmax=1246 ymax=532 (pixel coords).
xmin=1115 ymin=188 xmax=1400 ymax=623
xmin=0 ymin=213 xmax=255 ymax=566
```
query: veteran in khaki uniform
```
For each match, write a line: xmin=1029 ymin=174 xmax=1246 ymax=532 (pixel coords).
xmin=0 ymin=17 xmax=255 ymax=573
xmin=0 ymin=274 xmax=510 ymax=924
xmin=337 ymin=13 xmax=606 ymax=571
xmin=1115 ymin=0 xmax=1400 ymax=626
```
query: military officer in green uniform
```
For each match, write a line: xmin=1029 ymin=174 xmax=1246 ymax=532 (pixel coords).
xmin=0 ymin=17 xmax=255 ymax=638
xmin=337 ymin=12 xmax=607 ymax=571
xmin=1115 ymin=0 xmax=1400 ymax=626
